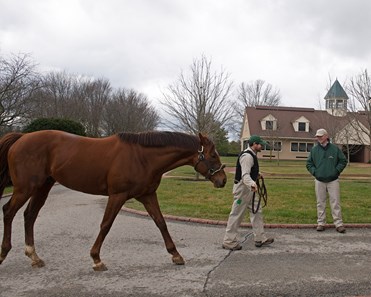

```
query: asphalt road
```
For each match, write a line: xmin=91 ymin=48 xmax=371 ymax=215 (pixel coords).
xmin=0 ymin=184 xmax=370 ymax=297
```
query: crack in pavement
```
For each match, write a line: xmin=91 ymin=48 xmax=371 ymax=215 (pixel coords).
xmin=201 ymin=231 xmax=254 ymax=296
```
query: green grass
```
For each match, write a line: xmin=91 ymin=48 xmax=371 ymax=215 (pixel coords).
xmin=125 ymin=177 xmax=371 ymax=224
xmin=2 ymin=187 xmax=12 ymax=195
xmin=126 ymin=159 xmax=371 ymax=224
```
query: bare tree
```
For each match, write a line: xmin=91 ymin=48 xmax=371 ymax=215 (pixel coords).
xmin=346 ymin=69 xmax=371 ymax=162
xmin=77 ymin=78 xmax=111 ymax=137
xmin=161 ymin=55 xmax=234 ymax=140
xmin=235 ymin=79 xmax=281 ymax=119
xmin=263 ymin=123 xmax=282 ymax=165
xmin=1 ymin=55 xmax=159 ymax=138
xmin=30 ymin=71 xmax=76 ymax=119
xmin=347 ymin=70 xmax=370 ymax=112
xmin=31 ymin=72 xmax=112 ymax=137
xmin=0 ymin=53 xmax=41 ymax=132
xmin=230 ymin=79 xmax=281 ymax=139
xmin=102 ymin=88 xmax=160 ymax=135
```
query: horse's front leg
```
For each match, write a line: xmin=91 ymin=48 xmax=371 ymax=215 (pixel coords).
xmin=90 ymin=193 xmax=128 ymax=271
xmin=139 ymin=193 xmax=185 ymax=265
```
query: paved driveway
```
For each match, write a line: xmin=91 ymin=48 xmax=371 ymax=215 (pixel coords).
xmin=0 ymin=185 xmax=370 ymax=297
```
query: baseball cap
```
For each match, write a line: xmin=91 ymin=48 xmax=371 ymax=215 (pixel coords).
xmin=249 ymin=135 xmax=267 ymax=145
xmin=315 ymin=129 xmax=328 ymax=137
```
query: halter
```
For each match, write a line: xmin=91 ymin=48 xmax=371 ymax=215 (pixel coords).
xmin=194 ymin=146 xmax=226 ymax=179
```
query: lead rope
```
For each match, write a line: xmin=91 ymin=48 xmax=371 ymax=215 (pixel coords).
xmin=252 ymin=176 xmax=268 ymax=214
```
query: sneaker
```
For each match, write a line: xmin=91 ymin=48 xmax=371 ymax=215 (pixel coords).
xmin=222 ymin=244 xmax=242 ymax=251
xmin=336 ymin=226 xmax=346 ymax=233
xmin=255 ymin=238 xmax=274 ymax=248
xmin=316 ymin=225 xmax=325 ymax=232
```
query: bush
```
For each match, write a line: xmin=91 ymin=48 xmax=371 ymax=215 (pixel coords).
xmin=23 ymin=118 xmax=86 ymax=136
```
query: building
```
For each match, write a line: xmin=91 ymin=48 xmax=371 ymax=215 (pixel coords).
xmin=240 ymin=80 xmax=370 ymax=163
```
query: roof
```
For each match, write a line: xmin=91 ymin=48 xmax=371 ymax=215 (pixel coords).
xmin=324 ymin=79 xmax=349 ymax=99
xmin=244 ymin=105 xmax=367 ymax=140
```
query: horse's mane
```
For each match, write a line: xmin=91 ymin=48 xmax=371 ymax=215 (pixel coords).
xmin=117 ymin=131 xmax=200 ymax=150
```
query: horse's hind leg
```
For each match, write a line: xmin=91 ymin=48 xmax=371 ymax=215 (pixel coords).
xmin=0 ymin=190 xmax=32 ymax=265
xmin=139 ymin=193 xmax=185 ymax=265
xmin=23 ymin=179 xmax=55 ymax=268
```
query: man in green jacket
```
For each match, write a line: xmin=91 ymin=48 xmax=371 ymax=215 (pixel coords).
xmin=306 ymin=128 xmax=348 ymax=233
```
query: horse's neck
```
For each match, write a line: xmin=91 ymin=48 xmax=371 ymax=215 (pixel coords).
xmin=147 ymin=147 xmax=196 ymax=173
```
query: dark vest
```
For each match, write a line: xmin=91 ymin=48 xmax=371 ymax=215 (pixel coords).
xmin=234 ymin=149 xmax=259 ymax=184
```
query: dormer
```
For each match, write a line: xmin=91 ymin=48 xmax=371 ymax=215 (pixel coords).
xmin=261 ymin=114 xmax=277 ymax=131
xmin=293 ymin=116 xmax=310 ymax=132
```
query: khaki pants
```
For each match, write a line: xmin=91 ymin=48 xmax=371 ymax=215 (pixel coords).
xmin=315 ymin=179 xmax=343 ymax=227
xmin=223 ymin=183 xmax=267 ymax=248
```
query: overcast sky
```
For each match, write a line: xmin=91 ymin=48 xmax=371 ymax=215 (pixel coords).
xmin=1 ymin=0 xmax=371 ymax=110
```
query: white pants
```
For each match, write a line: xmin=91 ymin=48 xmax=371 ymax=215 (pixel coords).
xmin=223 ymin=183 xmax=267 ymax=248
xmin=315 ymin=179 xmax=343 ymax=227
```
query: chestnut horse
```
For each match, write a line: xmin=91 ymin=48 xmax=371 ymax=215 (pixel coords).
xmin=0 ymin=130 xmax=226 ymax=271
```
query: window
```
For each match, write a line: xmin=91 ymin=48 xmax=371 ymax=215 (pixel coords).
xmin=291 ymin=143 xmax=298 ymax=152
xmin=326 ymin=100 xmax=335 ymax=109
xmin=299 ymin=143 xmax=306 ymax=152
xmin=293 ymin=116 xmax=309 ymax=132
xmin=335 ymin=100 xmax=347 ymax=109
xmin=274 ymin=142 xmax=282 ymax=151
xmin=265 ymin=120 xmax=273 ymax=130
xmin=261 ymin=114 xmax=277 ymax=131
xmin=291 ymin=142 xmax=314 ymax=152
xmin=263 ymin=142 xmax=271 ymax=151
xmin=298 ymin=122 xmax=306 ymax=132
xmin=263 ymin=141 xmax=281 ymax=151
xmin=336 ymin=100 xmax=344 ymax=109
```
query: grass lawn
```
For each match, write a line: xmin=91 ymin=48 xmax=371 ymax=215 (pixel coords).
xmin=125 ymin=158 xmax=371 ymax=224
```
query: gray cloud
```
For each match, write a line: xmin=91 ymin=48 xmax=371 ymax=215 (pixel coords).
xmin=1 ymin=0 xmax=370 ymax=108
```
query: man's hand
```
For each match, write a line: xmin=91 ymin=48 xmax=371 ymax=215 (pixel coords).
xmin=251 ymin=183 xmax=258 ymax=192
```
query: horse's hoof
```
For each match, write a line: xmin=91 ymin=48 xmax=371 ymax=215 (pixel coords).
xmin=0 ymin=254 xmax=7 ymax=264
xmin=172 ymin=255 xmax=185 ymax=265
xmin=93 ymin=262 xmax=108 ymax=271
xmin=32 ymin=259 xmax=45 ymax=268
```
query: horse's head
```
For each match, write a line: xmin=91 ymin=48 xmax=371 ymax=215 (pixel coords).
xmin=194 ymin=133 xmax=227 ymax=188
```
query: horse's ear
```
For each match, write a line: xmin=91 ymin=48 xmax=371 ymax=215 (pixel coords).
xmin=198 ymin=133 xmax=209 ymax=145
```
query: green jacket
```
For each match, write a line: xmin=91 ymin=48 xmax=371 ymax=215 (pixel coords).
xmin=306 ymin=142 xmax=348 ymax=182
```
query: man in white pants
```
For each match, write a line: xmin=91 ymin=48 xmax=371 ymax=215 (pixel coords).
xmin=306 ymin=128 xmax=348 ymax=233
xmin=222 ymin=135 xmax=274 ymax=251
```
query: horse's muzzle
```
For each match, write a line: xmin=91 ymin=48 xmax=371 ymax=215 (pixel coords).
xmin=214 ymin=178 xmax=227 ymax=188
xmin=211 ymin=168 xmax=227 ymax=188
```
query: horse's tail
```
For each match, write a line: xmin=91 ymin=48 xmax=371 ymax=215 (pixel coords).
xmin=0 ymin=132 xmax=24 ymax=200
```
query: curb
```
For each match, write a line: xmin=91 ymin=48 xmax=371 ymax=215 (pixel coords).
xmin=3 ymin=192 xmax=370 ymax=229
xmin=122 ymin=207 xmax=371 ymax=229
